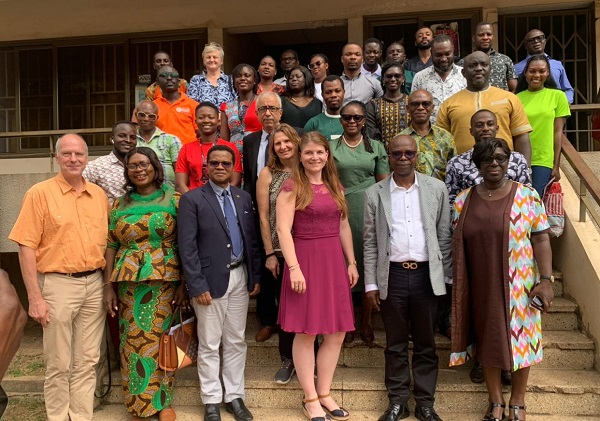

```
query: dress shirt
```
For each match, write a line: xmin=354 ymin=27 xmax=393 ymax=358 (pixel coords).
xmin=209 ymin=180 xmax=245 ymax=262
xmin=274 ymin=76 xmax=287 ymax=86
xmin=361 ymin=63 xmax=382 ymax=79
xmin=257 ymin=130 xmax=270 ymax=176
xmin=341 ymin=72 xmax=384 ymax=105
xmin=514 ymin=53 xmax=574 ymax=103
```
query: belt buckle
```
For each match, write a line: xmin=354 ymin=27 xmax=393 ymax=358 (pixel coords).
xmin=402 ymin=262 xmax=418 ymax=270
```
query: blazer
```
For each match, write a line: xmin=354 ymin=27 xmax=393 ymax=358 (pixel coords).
xmin=178 ymin=182 xmax=261 ymax=299
xmin=363 ymin=172 xmax=452 ymax=299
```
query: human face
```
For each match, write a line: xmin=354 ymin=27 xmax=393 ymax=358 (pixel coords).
xmin=407 ymin=91 xmax=434 ymax=124
xmin=309 ymin=56 xmax=328 ymax=81
xmin=137 ymin=102 xmax=158 ymax=131
xmin=258 ymin=57 xmax=277 ymax=80
xmin=126 ymin=152 xmax=156 ymax=190
xmin=341 ymin=44 xmax=363 ymax=71
xmin=462 ymin=52 xmax=490 ymax=91
xmin=273 ymin=132 xmax=297 ymax=161
xmin=300 ymin=140 xmax=328 ymax=174
xmin=525 ymin=59 xmax=550 ymax=91
xmin=474 ymin=25 xmax=494 ymax=52
xmin=364 ymin=42 xmax=382 ymax=67
xmin=196 ymin=106 xmax=219 ymax=137
xmin=153 ymin=53 xmax=171 ymax=71
xmin=383 ymin=66 xmax=405 ymax=93
xmin=321 ymin=79 xmax=344 ymax=112
xmin=524 ymin=30 xmax=546 ymax=55
xmin=280 ymin=52 xmax=298 ymax=72
xmin=257 ymin=95 xmax=283 ymax=131
xmin=56 ymin=135 xmax=88 ymax=178
xmin=389 ymin=135 xmax=418 ymax=178
xmin=415 ymin=28 xmax=434 ymax=50
xmin=234 ymin=66 xmax=255 ymax=94
xmin=470 ymin=112 xmax=499 ymax=142
xmin=480 ymin=147 xmax=509 ymax=183
xmin=432 ymin=41 xmax=454 ymax=74
xmin=112 ymin=124 xmax=137 ymax=156
xmin=386 ymin=43 xmax=406 ymax=63
xmin=156 ymin=66 xmax=180 ymax=93
xmin=203 ymin=50 xmax=223 ymax=72
xmin=340 ymin=104 xmax=365 ymax=137
xmin=288 ymin=68 xmax=306 ymax=93
xmin=206 ymin=150 xmax=234 ymax=187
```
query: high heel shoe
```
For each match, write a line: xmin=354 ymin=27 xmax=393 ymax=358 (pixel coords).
xmin=508 ymin=404 xmax=526 ymax=421
xmin=482 ymin=402 xmax=505 ymax=420
xmin=302 ymin=396 xmax=331 ymax=421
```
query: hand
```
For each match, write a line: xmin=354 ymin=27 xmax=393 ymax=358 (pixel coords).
xmin=551 ymin=167 xmax=561 ymax=183
xmin=347 ymin=265 xmax=359 ymax=288
xmin=172 ymin=283 xmax=189 ymax=307
xmin=290 ymin=268 xmax=306 ymax=294
xmin=195 ymin=291 xmax=212 ymax=306
xmin=265 ymin=255 xmax=279 ymax=278
xmin=365 ymin=290 xmax=380 ymax=311
xmin=29 ymin=296 xmax=51 ymax=327
xmin=103 ymin=284 xmax=118 ymax=318
xmin=529 ymin=280 xmax=554 ymax=313
xmin=249 ymin=283 xmax=261 ymax=297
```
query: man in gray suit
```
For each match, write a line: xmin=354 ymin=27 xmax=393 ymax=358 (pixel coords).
xmin=364 ymin=135 xmax=452 ymax=421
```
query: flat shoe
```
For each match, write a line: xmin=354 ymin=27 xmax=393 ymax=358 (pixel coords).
xmin=322 ymin=405 xmax=350 ymax=421
xmin=302 ymin=397 xmax=331 ymax=421
xmin=159 ymin=407 xmax=176 ymax=421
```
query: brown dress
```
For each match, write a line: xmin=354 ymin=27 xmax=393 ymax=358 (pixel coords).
xmin=461 ymin=184 xmax=516 ymax=370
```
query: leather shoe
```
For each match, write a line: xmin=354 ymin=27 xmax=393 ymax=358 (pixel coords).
xmin=255 ymin=325 xmax=276 ymax=342
xmin=159 ymin=407 xmax=176 ymax=421
xmin=378 ymin=402 xmax=409 ymax=421
xmin=225 ymin=398 xmax=253 ymax=421
xmin=204 ymin=403 xmax=221 ymax=421
xmin=415 ymin=405 xmax=443 ymax=421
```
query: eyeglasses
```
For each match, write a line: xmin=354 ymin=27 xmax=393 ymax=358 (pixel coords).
xmin=157 ymin=72 xmax=179 ymax=79
xmin=126 ymin=161 xmax=151 ymax=171
xmin=308 ymin=60 xmax=324 ymax=69
xmin=340 ymin=114 xmax=365 ymax=123
xmin=257 ymin=106 xmax=281 ymax=113
xmin=408 ymin=101 xmax=433 ymax=109
xmin=384 ymin=73 xmax=404 ymax=80
xmin=481 ymin=154 xmax=509 ymax=164
xmin=208 ymin=160 xmax=233 ymax=169
xmin=390 ymin=150 xmax=417 ymax=160
xmin=526 ymin=35 xmax=546 ymax=45
xmin=136 ymin=111 xmax=158 ymax=121
xmin=281 ymin=56 xmax=297 ymax=62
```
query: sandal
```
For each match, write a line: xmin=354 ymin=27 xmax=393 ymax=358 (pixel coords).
xmin=482 ymin=402 xmax=506 ymax=420
xmin=318 ymin=393 xmax=350 ymax=421
xmin=302 ymin=396 xmax=332 ymax=421
xmin=508 ymin=404 xmax=526 ymax=421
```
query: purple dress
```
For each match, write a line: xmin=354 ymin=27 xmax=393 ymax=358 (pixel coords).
xmin=278 ymin=180 xmax=355 ymax=335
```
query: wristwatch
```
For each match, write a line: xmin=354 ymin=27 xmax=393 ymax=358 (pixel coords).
xmin=540 ymin=274 xmax=555 ymax=283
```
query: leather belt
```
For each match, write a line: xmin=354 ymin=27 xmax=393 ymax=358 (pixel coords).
xmin=56 ymin=269 xmax=99 ymax=278
xmin=229 ymin=260 xmax=245 ymax=270
xmin=390 ymin=261 xmax=428 ymax=270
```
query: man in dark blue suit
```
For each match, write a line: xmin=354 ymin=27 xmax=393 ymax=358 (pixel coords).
xmin=179 ymin=145 xmax=261 ymax=421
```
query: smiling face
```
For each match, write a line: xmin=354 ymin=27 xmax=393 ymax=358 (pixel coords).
xmin=195 ymin=105 xmax=219 ymax=137
xmin=321 ymin=79 xmax=344 ymax=112
xmin=462 ymin=52 xmax=490 ymax=91
xmin=273 ymin=131 xmax=298 ymax=161
xmin=525 ymin=58 xmax=550 ymax=91
xmin=341 ymin=44 xmax=363 ymax=72
xmin=56 ymin=134 xmax=88 ymax=179
xmin=234 ymin=66 xmax=256 ymax=94
xmin=112 ymin=123 xmax=137 ymax=156
xmin=383 ymin=65 xmax=405 ymax=93
xmin=407 ymin=90 xmax=434 ymax=124
xmin=340 ymin=103 xmax=365 ymax=137
xmin=470 ymin=111 xmax=499 ymax=143
xmin=364 ymin=42 xmax=382 ymax=67
xmin=126 ymin=152 xmax=156 ymax=191
xmin=389 ymin=135 xmax=418 ymax=178
xmin=479 ymin=146 xmax=509 ymax=183
xmin=474 ymin=24 xmax=494 ymax=53
xmin=258 ymin=56 xmax=277 ymax=80
xmin=386 ymin=43 xmax=406 ymax=63
xmin=415 ymin=27 xmax=434 ymax=50
xmin=203 ymin=49 xmax=223 ymax=72
xmin=309 ymin=55 xmax=329 ymax=81
xmin=432 ymin=41 xmax=454 ymax=74
xmin=206 ymin=149 xmax=234 ymax=187
xmin=300 ymin=140 xmax=328 ymax=175
xmin=524 ymin=29 xmax=546 ymax=55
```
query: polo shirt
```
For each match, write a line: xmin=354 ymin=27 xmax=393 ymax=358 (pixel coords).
xmin=154 ymin=93 xmax=199 ymax=146
xmin=303 ymin=112 xmax=343 ymax=141
xmin=341 ymin=72 xmax=383 ymax=105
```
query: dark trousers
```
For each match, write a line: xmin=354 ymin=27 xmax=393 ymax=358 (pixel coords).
xmin=380 ymin=262 xmax=439 ymax=407
xmin=437 ymin=283 xmax=452 ymax=335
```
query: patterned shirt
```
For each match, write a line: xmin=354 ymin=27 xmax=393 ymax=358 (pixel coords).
xmin=445 ymin=148 xmax=531 ymax=205
xmin=399 ymin=124 xmax=456 ymax=181
xmin=187 ymin=71 xmax=236 ymax=107
xmin=458 ymin=49 xmax=517 ymax=91
xmin=83 ymin=151 xmax=126 ymax=205
xmin=137 ymin=128 xmax=182 ymax=187
xmin=411 ymin=64 xmax=466 ymax=123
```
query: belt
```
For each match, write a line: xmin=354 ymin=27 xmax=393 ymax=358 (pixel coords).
xmin=56 ymin=269 xmax=99 ymax=278
xmin=228 ymin=260 xmax=245 ymax=270
xmin=390 ymin=261 xmax=429 ymax=270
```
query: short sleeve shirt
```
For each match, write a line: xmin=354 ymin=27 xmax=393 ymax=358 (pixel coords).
xmin=458 ymin=49 xmax=517 ymax=91
xmin=82 ymin=151 xmax=126 ymax=204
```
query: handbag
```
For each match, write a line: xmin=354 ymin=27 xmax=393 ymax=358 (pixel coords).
xmin=158 ymin=306 xmax=198 ymax=372
xmin=542 ymin=179 xmax=564 ymax=238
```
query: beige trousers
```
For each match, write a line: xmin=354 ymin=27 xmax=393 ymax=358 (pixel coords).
xmin=39 ymin=271 xmax=105 ymax=421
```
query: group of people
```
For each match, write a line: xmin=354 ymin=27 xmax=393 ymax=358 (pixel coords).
xmin=6 ymin=21 xmax=572 ymax=421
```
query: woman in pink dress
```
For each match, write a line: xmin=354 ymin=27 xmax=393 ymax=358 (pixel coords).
xmin=276 ymin=131 xmax=358 ymax=421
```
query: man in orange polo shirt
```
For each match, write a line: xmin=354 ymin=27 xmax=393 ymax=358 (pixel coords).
xmin=9 ymin=134 xmax=109 ymax=421
xmin=153 ymin=65 xmax=199 ymax=145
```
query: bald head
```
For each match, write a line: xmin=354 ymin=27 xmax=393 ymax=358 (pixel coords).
xmin=138 ymin=100 xmax=158 ymax=113
xmin=407 ymin=89 xmax=434 ymax=123
xmin=56 ymin=133 xmax=87 ymax=155
xmin=390 ymin=134 xmax=418 ymax=151
xmin=462 ymin=51 xmax=490 ymax=91
xmin=389 ymin=135 xmax=418 ymax=179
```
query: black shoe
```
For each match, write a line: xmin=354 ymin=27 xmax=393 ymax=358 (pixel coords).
xmin=470 ymin=361 xmax=485 ymax=384
xmin=378 ymin=402 xmax=409 ymax=421
xmin=274 ymin=357 xmax=295 ymax=384
xmin=204 ymin=403 xmax=221 ymax=421
xmin=0 ymin=385 xmax=8 ymax=419
xmin=415 ymin=405 xmax=443 ymax=421
xmin=501 ymin=370 xmax=512 ymax=386
xmin=225 ymin=398 xmax=253 ymax=421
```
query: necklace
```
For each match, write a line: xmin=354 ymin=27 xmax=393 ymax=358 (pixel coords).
xmin=481 ymin=178 xmax=508 ymax=197
xmin=342 ymin=135 xmax=363 ymax=148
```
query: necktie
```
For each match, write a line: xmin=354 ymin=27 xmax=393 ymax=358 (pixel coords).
xmin=222 ymin=190 xmax=242 ymax=258
xmin=264 ymin=134 xmax=270 ymax=166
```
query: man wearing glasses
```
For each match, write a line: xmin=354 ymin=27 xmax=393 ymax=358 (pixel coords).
xmin=136 ymin=99 xmax=182 ymax=187
xmin=179 ymin=144 xmax=261 ymax=421
xmin=274 ymin=49 xmax=299 ymax=87
xmin=364 ymin=134 xmax=451 ymax=421
xmin=514 ymin=29 xmax=574 ymax=103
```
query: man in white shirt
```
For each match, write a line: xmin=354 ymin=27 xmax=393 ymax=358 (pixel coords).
xmin=364 ymin=134 xmax=451 ymax=421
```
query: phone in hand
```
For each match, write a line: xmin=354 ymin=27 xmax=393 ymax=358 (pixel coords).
xmin=530 ymin=295 xmax=544 ymax=312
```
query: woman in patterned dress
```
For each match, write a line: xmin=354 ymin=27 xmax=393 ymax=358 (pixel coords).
xmin=103 ymin=147 xmax=187 ymax=421
xmin=450 ymin=139 xmax=554 ymax=421
xmin=257 ymin=55 xmax=286 ymax=95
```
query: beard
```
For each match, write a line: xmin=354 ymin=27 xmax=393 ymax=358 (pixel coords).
xmin=417 ymin=41 xmax=433 ymax=50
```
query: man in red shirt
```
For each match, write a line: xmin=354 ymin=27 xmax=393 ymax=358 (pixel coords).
xmin=175 ymin=102 xmax=242 ymax=193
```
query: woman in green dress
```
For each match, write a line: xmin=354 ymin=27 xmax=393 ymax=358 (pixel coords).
xmin=331 ymin=100 xmax=389 ymax=345
xmin=103 ymin=147 xmax=187 ymax=421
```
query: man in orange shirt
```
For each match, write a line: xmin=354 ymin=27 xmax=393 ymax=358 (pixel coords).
xmin=145 ymin=51 xmax=188 ymax=100
xmin=153 ymin=65 xmax=199 ymax=145
xmin=9 ymin=134 xmax=109 ymax=421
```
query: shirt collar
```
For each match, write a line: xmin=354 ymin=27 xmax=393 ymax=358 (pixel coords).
xmin=209 ymin=179 xmax=231 ymax=197
xmin=107 ymin=151 xmax=122 ymax=165
xmin=324 ymin=111 xmax=341 ymax=118
xmin=56 ymin=171 xmax=91 ymax=195
xmin=389 ymin=173 xmax=419 ymax=192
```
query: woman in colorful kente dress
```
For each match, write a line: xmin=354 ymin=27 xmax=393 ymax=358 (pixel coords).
xmin=103 ymin=146 xmax=187 ymax=421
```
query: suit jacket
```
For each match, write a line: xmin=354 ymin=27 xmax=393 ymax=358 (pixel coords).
xmin=178 ymin=182 xmax=261 ymax=299
xmin=363 ymin=172 xmax=452 ymax=299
